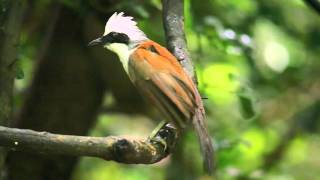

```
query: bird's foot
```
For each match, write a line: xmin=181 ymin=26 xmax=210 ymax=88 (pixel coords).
xmin=150 ymin=135 xmax=168 ymax=151
xmin=148 ymin=122 xmax=178 ymax=153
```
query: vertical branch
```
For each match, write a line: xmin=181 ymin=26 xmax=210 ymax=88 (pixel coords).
xmin=0 ymin=0 xmax=26 ymax=177
xmin=162 ymin=0 xmax=197 ymax=83
xmin=0 ymin=0 xmax=25 ymax=125
xmin=162 ymin=0 xmax=214 ymax=176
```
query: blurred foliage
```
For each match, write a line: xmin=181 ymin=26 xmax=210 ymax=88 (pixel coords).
xmin=13 ymin=0 xmax=320 ymax=179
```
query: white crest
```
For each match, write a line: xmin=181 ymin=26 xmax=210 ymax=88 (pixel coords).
xmin=104 ymin=12 xmax=148 ymax=42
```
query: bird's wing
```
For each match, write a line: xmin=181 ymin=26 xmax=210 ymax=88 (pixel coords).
xmin=129 ymin=41 xmax=214 ymax=173
xmin=128 ymin=41 xmax=197 ymax=128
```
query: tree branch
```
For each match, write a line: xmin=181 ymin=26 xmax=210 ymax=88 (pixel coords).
xmin=0 ymin=0 xmax=26 ymax=176
xmin=0 ymin=0 xmax=25 ymax=131
xmin=0 ymin=124 xmax=177 ymax=164
xmin=162 ymin=0 xmax=197 ymax=82
xmin=162 ymin=0 xmax=214 ymax=175
xmin=304 ymin=0 xmax=320 ymax=15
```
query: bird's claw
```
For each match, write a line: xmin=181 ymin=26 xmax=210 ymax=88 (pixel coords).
xmin=150 ymin=136 xmax=168 ymax=151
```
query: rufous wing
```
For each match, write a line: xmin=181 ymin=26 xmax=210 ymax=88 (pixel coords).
xmin=128 ymin=40 xmax=214 ymax=173
xmin=128 ymin=41 xmax=197 ymax=128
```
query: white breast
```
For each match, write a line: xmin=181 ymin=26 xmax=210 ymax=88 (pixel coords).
xmin=105 ymin=43 xmax=135 ymax=73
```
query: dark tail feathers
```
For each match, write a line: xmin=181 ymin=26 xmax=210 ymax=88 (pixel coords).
xmin=192 ymin=108 xmax=215 ymax=174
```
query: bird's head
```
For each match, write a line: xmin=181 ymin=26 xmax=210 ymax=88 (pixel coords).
xmin=88 ymin=12 xmax=148 ymax=54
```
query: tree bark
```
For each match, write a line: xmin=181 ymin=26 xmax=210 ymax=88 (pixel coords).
xmin=162 ymin=0 xmax=196 ymax=81
xmin=0 ymin=0 xmax=26 ymax=178
xmin=0 ymin=125 xmax=177 ymax=164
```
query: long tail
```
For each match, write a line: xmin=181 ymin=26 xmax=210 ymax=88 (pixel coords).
xmin=193 ymin=92 xmax=214 ymax=174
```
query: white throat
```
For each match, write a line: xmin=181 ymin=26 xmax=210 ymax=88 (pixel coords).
xmin=105 ymin=43 xmax=135 ymax=73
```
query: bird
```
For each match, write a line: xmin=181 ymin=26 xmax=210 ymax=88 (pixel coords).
xmin=88 ymin=12 xmax=214 ymax=173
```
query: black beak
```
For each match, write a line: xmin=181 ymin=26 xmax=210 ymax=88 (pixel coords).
xmin=88 ymin=37 xmax=104 ymax=47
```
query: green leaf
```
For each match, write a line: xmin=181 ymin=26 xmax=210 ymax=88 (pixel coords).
xmin=237 ymin=87 xmax=256 ymax=119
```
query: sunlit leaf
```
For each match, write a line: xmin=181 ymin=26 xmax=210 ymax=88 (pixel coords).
xmin=200 ymin=63 xmax=240 ymax=104
xmin=285 ymin=137 xmax=307 ymax=165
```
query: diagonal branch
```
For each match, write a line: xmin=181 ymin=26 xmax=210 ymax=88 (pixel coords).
xmin=304 ymin=0 xmax=320 ymax=14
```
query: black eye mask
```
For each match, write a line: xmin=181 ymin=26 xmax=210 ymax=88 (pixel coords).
xmin=88 ymin=32 xmax=129 ymax=46
xmin=102 ymin=32 xmax=130 ymax=45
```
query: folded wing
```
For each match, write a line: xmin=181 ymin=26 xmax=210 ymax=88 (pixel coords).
xmin=128 ymin=41 xmax=197 ymax=128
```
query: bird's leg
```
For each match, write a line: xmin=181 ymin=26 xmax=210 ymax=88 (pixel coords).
xmin=148 ymin=121 xmax=179 ymax=152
